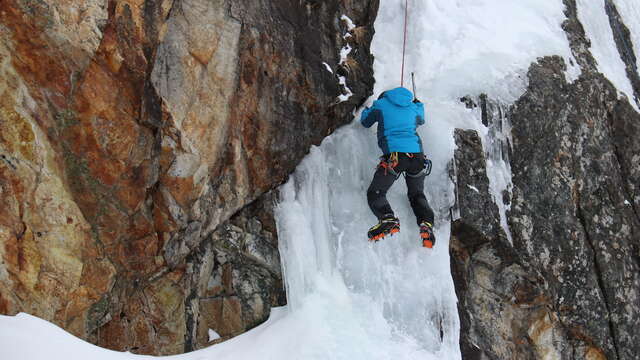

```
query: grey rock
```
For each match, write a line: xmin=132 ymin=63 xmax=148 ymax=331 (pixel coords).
xmin=452 ymin=4 xmax=640 ymax=358
xmin=183 ymin=191 xmax=286 ymax=351
xmin=604 ymin=0 xmax=640 ymax=106
xmin=452 ymin=57 xmax=640 ymax=359
xmin=451 ymin=129 xmax=561 ymax=360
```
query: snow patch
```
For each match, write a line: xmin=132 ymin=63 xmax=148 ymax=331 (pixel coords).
xmin=322 ymin=62 xmax=333 ymax=74
xmin=565 ymin=53 xmax=583 ymax=83
xmin=467 ymin=184 xmax=480 ymax=193
xmin=341 ymin=15 xmax=356 ymax=31
xmin=208 ymin=329 xmax=221 ymax=342
xmin=337 ymin=76 xmax=353 ymax=102
xmin=339 ymin=43 xmax=352 ymax=65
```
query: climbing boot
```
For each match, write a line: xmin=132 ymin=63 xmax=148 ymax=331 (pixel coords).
xmin=368 ymin=216 xmax=400 ymax=242
xmin=420 ymin=221 xmax=436 ymax=248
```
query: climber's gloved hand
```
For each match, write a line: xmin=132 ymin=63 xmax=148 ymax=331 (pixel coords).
xmin=413 ymin=98 xmax=421 ymax=103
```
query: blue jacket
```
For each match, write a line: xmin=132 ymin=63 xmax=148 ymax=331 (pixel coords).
xmin=360 ymin=87 xmax=425 ymax=154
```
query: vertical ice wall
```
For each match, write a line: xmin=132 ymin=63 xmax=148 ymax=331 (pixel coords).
xmin=274 ymin=0 xmax=580 ymax=359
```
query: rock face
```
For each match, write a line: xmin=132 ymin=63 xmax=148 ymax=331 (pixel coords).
xmin=0 ymin=0 xmax=378 ymax=355
xmin=451 ymin=1 xmax=640 ymax=359
xmin=451 ymin=129 xmax=556 ymax=360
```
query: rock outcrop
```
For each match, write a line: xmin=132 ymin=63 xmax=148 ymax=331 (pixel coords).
xmin=451 ymin=129 xmax=556 ymax=360
xmin=450 ymin=1 xmax=640 ymax=358
xmin=0 ymin=0 xmax=378 ymax=355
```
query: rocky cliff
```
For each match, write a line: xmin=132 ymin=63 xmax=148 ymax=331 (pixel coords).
xmin=0 ymin=0 xmax=378 ymax=355
xmin=451 ymin=1 xmax=640 ymax=359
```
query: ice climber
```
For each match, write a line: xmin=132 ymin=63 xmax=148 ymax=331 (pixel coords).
xmin=360 ymin=87 xmax=436 ymax=248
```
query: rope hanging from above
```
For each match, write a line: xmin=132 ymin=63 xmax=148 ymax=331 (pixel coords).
xmin=401 ymin=0 xmax=409 ymax=87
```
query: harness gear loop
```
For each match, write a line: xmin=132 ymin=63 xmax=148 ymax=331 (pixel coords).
xmin=378 ymin=153 xmax=431 ymax=178
xmin=405 ymin=153 xmax=432 ymax=178
xmin=423 ymin=155 xmax=433 ymax=176
xmin=378 ymin=152 xmax=400 ymax=177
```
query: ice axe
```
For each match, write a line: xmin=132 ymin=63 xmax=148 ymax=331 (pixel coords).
xmin=411 ymin=72 xmax=418 ymax=101
xmin=411 ymin=71 xmax=431 ymax=174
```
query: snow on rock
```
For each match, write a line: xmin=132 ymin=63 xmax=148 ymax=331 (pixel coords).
xmin=322 ymin=62 xmax=334 ymax=73
xmin=341 ymin=15 xmax=357 ymax=31
xmin=577 ymin=0 xmax=639 ymax=111
xmin=467 ymin=184 xmax=480 ymax=194
xmin=613 ymin=0 xmax=640 ymax=73
xmin=337 ymin=76 xmax=354 ymax=102
xmin=336 ymin=16 xmax=355 ymax=103
xmin=339 ymin=43 xmax=352 ymax=65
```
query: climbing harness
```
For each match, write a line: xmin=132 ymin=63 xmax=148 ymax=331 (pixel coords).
xmin=405 ymin=155 xmax=432 ymax=178
xmin=378 ymin=152 xmax=432 ymax=178
xmin=401 ymin=0 xmax=409 ymax=87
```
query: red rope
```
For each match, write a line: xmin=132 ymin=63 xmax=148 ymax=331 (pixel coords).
xmin=401 ymin=0 xmax=409 ymax=87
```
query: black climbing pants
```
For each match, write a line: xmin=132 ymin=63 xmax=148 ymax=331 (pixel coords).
xmin=366 ymin=152 xmax=435 ymax=225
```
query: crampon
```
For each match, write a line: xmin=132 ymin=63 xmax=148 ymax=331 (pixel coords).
xmin=367 ymin=216 xmax=400 ymax=242
xmin=420 ymin=221 xmax=435 ymax=248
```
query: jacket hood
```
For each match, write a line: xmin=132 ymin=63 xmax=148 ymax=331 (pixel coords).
xmin=383 ymin=87 xmax=413 ymax=107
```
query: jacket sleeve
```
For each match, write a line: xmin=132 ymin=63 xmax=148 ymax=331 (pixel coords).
xmin=415 ymin=102 xmax=425 ymax=126
xmin=360 ymin=101 xmax=380 ymax=128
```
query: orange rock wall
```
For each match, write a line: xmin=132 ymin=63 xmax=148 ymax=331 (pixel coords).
xmin=0 ymin=0 xmax=377 ymax=355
